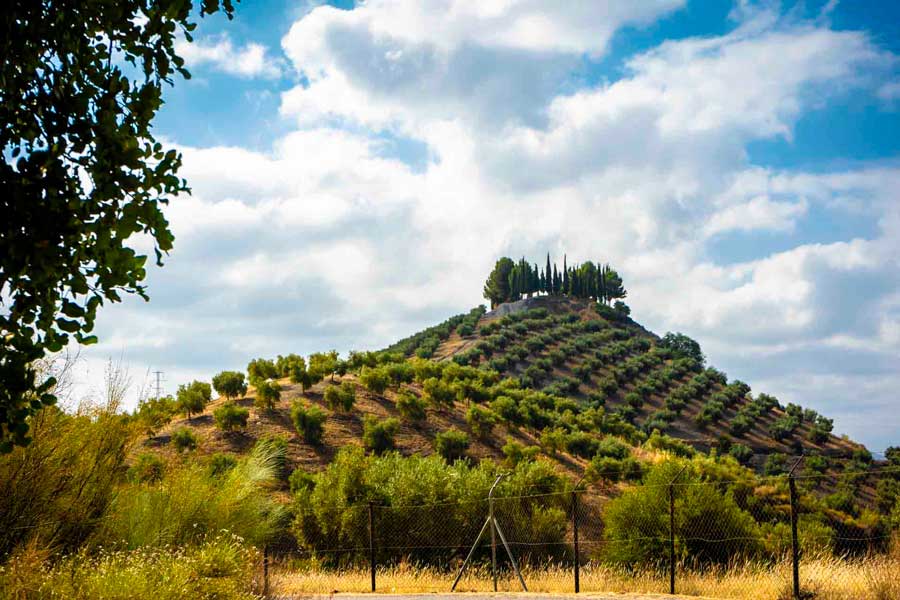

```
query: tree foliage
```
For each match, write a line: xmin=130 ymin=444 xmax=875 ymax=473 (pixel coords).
xmin=255 ymin=380 xmax=281 ymax=411
xmin=291 ymin=402 xmax=327 ymax=445
xmin=0 ymin=0 xmax=236 ymax=452
xmin=323 ymin=381 xmax=356 ymax=412
xmin=176 ymin=380 xmax=211 ymax=421
xmin=247 ymin=358 xmax=278 ymax=385
xmin=133 ymin=394 xmax=177 ymax=438
xmin=603 ymin=459 xmax=761 ymax=566
xmin=434 ymin=429 xmax=470 ymax=461
xmin=482 ymin=254 xmax=627 ymax=308
xmin=211 ymin=371 xmax=247 ymax=401
xmin=213 ymin=402 xmax=249 ymax=432
xmin=659 ymin=332 xmax=705 ymax=366
xmin=362 ymin=416 xmax=400 ymax=455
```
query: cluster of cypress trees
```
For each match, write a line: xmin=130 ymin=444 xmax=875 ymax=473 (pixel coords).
xmin=483 ymin=254 xmax=626 ymax=309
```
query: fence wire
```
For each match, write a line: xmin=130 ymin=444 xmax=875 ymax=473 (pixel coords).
xmin=266 ymin=468 xmax=899 ymax=599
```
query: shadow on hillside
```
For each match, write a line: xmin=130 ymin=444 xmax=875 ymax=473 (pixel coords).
xmin=144 ymin=434 xmax=170 ymax=447
xmin=216 ymin=431 xmax=256 ymax=452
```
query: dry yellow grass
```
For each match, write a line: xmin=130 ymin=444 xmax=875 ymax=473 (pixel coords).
xmin=271 ymin=555 xmax=900 ymax=599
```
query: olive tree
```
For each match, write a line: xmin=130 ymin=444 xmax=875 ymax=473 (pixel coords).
xmin=212 ymin=371 xmax=248 ymax=401
xmin=176 ymin=381 xmax=211 ymax=421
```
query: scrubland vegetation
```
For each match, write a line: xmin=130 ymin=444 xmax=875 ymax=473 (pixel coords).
xmin=2 ymin=268 xmax=899 ymax=599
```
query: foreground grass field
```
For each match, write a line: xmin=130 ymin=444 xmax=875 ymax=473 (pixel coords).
xmin=271 ymin=554 xmax=900 ymax=599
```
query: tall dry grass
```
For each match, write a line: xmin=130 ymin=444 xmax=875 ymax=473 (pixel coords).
xmin=271 ymin=553 xmax=900 ymax=599
xmin=0 ymin=533 xmax=259 ymax=600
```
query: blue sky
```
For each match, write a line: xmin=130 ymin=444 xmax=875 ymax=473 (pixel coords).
xmin=76 ymin=0 xmax=899 ymax=453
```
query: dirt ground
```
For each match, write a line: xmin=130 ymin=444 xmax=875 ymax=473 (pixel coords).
xmin=277 ymin=594 xmax=721 ymax=600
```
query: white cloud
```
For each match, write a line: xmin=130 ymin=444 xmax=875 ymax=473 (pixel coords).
xmin=279 ymin=0 xmax=686 ymax=132
xmin=176 ymin=34 xmax=282 ymax=78
xmin=703 ymin=196 xmax=808 ymax=236
xmin=75 ymin=3 xmax=900 ymax=450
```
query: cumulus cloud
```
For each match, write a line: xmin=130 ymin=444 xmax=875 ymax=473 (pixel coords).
xmin=77 ymin=2 xmax=900 ymax=450
xmin=176 ymin=34 xmax=282 ymax=78
xmin=279 ymin=0 xmax=685 ymax=131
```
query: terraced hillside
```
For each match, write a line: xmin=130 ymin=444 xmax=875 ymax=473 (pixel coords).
xmin=147 ymin=295 xmax=868 ymax=488
xmin=392 ymin=296 xmax=860 ymax=465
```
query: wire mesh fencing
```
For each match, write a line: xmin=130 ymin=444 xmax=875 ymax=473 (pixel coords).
xmin=265 ymin=466 xmax=899 ymax=599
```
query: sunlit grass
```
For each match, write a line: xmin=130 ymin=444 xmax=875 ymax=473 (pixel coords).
xmin=0 ymin=534 xmax=260 ymax=600
xmin=271 ymin=554 xmax=900 ymax=599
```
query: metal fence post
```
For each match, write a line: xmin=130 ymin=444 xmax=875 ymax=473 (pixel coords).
xmin=490 ymin=494 xmax=498 ymax=592
xmin=668 ymin=463 xmax=688 ymax=595
xmin=789 ymin=475 xmax=800 ymax=600
xmin=572 ymin=490 xmax=580 ymax=593
xmin=787 ymin=456 xmax=804 ymax=600
xmin=668 ymin=482 xmax=676 ymax=594
xmin=368 ymin=501 xmax=376 ymax=592
xmin=263 ymin=544 xmax=269 ymax=598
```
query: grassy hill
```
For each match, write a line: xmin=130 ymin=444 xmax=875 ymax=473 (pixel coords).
xmin=145 ymin=295 xmax=866 ymax=487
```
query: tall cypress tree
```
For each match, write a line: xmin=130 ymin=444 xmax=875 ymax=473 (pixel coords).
xmin=552 ymin=264 xmax=559 ymax=295
xmin=562 ymin=255 xmax=568 ymax=296
xmin=545 ymin=254 xmax=552 ymax=296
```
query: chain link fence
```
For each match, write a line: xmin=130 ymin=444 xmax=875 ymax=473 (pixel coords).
xmin=265 ymin=465 xmax=899 ymax=599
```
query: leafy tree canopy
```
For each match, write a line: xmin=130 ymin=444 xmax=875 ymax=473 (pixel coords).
xmin=482 ymin=254 xmax=627 ymax=308
xmin=211 ymin=371 xmax=247 ymax=401
xmin=177 ymin=380 xmax=211 ymax=420
xmin=1 ymin=0 xmax=236 ymax=452
xmin=659 ymin=332 xmax=706 ymax=367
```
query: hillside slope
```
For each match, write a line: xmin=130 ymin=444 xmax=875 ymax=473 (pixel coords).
xmin=145 ymin=295 xmax=864 ymax=486
xmin=429 ymin=296 xmax=860 ymax=465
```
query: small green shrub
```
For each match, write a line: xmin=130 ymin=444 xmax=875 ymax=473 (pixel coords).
xmin=171 ymin=427 xmax=197 ymax=453
xmin=363 ymin=416 xmax=400 ymax=455
xmin=434 ymin=429 xmax=470 ymax=461
xmin=207 ymin=453 xmax=238 ymax=478
xmin=396 ymin=389 xmax=427 ymax=422
xmin=254 ymin=380 xmax=281 ymax=411
xmin=730 ymin=413 xmax=753 ymax=437
xmin=466 ymin=405 xmax=498 ymax=439
xmin=537 ymin=427 xmax=565 ymax=456
xmin=729 ymin=443 xmax=753 ymax=465
xmin=502 ymin=438 xmax=539 ymax=467
xmin=127 ymin=453 xmax=165 ymax=483
xmin=764 ymin=453 xmax=787 ymax=476
xmin=595 ymin=436 xmax=631 ymax=460
xmin=289 ymin=468 xmax=316 ymax=495
xmin=134 ymin=395 xmax=178 ymax=438
xmin=490 ymin=395 xmax=519 ymax=424
xmin=587 ymin=455 xmax=642 ymax=482
xmin=624 ymin=391 xmax=644 ymax=409
xmin=360 ymin=366 xmax=390 ymax=394
xmin=423 ymin=377 xmax=455 ymax=409
xmin=323 ymin=381 xmax=356 ymax=412
xmin=291 ymin=402 xmax=327 ymax=445
xmin=213 ymin=402 xmax=249 ymax=432
xmin=566 ymin=431 xmax=600 ymax=459
xmin=644 ymin=430 xmax=695 ymax=458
